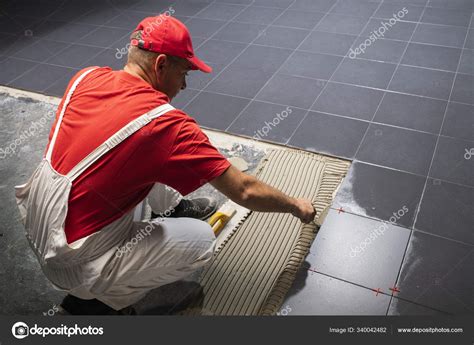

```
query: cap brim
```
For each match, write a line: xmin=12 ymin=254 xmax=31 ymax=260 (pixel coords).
xmin=188 ymin=55 xmax=212 ymax=73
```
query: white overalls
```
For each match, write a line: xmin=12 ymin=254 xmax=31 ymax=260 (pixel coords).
xmin=14 ymin=67 xmax=216 ymax=310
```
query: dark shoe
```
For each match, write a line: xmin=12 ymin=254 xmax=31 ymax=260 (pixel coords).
xmin=152 ymin=197 xmax=217 ymax=220
xmin=59 ymin=294 xmax=136 ymax=315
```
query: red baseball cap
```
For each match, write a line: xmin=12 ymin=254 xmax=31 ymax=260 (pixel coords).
xmin=131 ymin=15 xmax=212 ymax=73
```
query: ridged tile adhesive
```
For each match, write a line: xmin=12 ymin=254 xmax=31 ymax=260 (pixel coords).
xmin=185 ymin=149 xmax=350 ymax=315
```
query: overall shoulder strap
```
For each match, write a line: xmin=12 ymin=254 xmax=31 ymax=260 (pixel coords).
xmin=66 ymin=103 xmax=175 ymax=182
xmin=45 ymin=67 xmax=98 ymax=162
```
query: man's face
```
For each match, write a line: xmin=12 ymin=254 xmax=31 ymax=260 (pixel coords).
xmin=155 ymin=55 xmax=193 ymax=100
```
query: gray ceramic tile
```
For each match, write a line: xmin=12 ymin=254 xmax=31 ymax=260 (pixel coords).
xmin=41 ymin=21 xmax=98 ymax=43
xmin=187 ymin=62 xmax=224 ymax=90
xmin=195 ymin=39 xmax=247 ymax=65
xmin=196 ymin=3 xmax=246 ymax=21
xmin=183 ymin=91 xmax=250 ymax=130
xmin=350 ymin=38 xmax=407 ymax=63
xmin=284 ymin=270 xmax=391 ymax=315
xmin=204 ymin=65 xmax=272 ymax=98
xmin=356 ymin=124 xmax=438 ymax=175
xmin=104 ymin=10 xmax=148 ymax=29
xmin=256 ymin=73 xmax=325 ymax=109
xmin=330 ymin=0 xmax=379 ymax=18
xmin=451 ymin=74 xmax=474 ymax=105
xmin=315 ymin=13 xmax=368 ymax=35
xmin=280 ymin=51 xmax=342 ymax=80
xmin=388 ymin=298 xmax=450 ymax=315
xmin=131 ymin=0 xmax=175 ymax=12
xmin=185 ymin=18 xmax=226 ymax=39
xmin=307 ymin=210 xmax=411 ymax=290
xmin=77 ymin=26 xmax=131 ymax=48
xmin=412 ymin=23 xmax=468 ymax=48
xmin=361 ymin=19 xmax=416 ymax=41
xmin=213 ymin=21 xmax=267 ymax=43
xmin=227 ymin=101 xmax=306 ymax=144
xmin=290 ymin=0 xmax=337 ymax=12
xmin=254 ymin=26 xmax=309 ymax=49
xmin=273 ymin=10 xmax=325 ymax=29
xmin=75 ymin=8 xmax=122 ymax=25
xmin=233 ymin=6 xmax=284 ymax=25
xmin=421 ymin=7 xmax=472 ymax=27
xmin=252 ymin=0 xmax=294 ymax=8
xmin=43 ymin=70 xmax=79 ymax=97
xmin=46 ymin=43 xmax=103 ymax=68
xmin=430 ymin=136 xmax=474 ymax=187
xmin=170 ymin=1 xmax=212 ymax=16
xmin=428 ymin=0 xmax=473 ymax=10
xmin=299 ymin=31 xmax=357 ymax=55
xmin=288 ymin=111 xmax=368 ymax=159
xmin=416 ymin=178 xmax=474 ymax=245
xmin=0 ymin=57 xmax=37 ymax=84
xmin=312 ymin=82 xmax=384 ymax=121
xmin=12 ymin=39 xmax=69 ymax=63
xmin=332 ymin=59 xmax=397 ymax=89
xmin=374 ymin=92 xmax=447 ymax=134
xmin=466 ymin=29 xmax=474 ymax=49
xmin=334 ymin=161 xmax=426 ymax=228
xmin=8 ymin=63 xmax=77 ymax=93
xmin=83 ymin=48 xmax=125 ymax=70
xmin=389 ymin=65 xmax=455 ymax=100
xmin=0 ymin=34 xmax=32 ymax=57
xmin=373 ymin=4 xmax=424 ymax=22
xmin=396 ymin=231 xmax=473 ymax=314
xmin=401 ymin=43 xmax=462 ymax=72
xmin=458 ymin=49 xmax=474 ymax=75
xmin=441 ymin=102 xmax=474 ymax=141
xmin=171 ymin=88 xmax=200 ymax=109
xmin=232 ymin=45 xmax=292 ymax=74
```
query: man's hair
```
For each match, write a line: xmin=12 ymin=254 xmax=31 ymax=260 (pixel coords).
xmin=127 ymin=30 xmax=180 ymax=71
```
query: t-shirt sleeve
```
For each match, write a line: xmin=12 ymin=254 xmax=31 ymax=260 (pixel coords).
xmin=159 ymin=117 xmax=231 ymax=196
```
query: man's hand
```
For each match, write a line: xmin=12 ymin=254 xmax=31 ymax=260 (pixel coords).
xmin=291 ymin=198 xmax=317 ymax=224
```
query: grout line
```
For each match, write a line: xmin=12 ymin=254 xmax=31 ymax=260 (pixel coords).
xmin=385 ymin=11 xmax=474 ymax=315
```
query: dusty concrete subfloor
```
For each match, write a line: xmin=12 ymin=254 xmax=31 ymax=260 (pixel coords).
xmin=0 ymin=89 xmax=270 ymax=315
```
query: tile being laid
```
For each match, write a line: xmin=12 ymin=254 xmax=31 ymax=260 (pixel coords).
xmin=389 ymin=65 xmax=455 ymax=100
xmin=306 ymin=210 xmax=411 ymax=290
xmin=415 ymin=178 xmax=474 ymax=245
xmin=333 ymin=161 xmax=426 ymax=228
xmin=356 ymin=124 xmax=438 ymax=176
xmin=395 ymin=231 xmax=474 ymax=314
xmin=284 ymin=269 xmax=391 ymax=315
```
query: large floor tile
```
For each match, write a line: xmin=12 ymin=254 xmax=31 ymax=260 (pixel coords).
xmin=280 ymin=51 xmax=342 ymax=80
xmin=315 ymin=13 xmax=368 ymax=35
xmin=389 ymin=65 xmax=455 ymax=100
xmin=231 ymin=45 xmax=292 ymax=74
xmin=77 ymin=26 xmax=130 ymax=48
xmin=330 ymin=0 xmax=379 ymax=18
xmin=441 ymin=102 xmax=474 ymax=141
xmin=273 ymin=9 xmax=325 ymax=29
xmin=0 ymin=57 xmax=37 ymax=84
xmin=466 ymin=29 xmax=474 ymax=49
xmin=284 ymin=270 xmax=391 ymax=315
xmin=8 ymin=63 xmax=77 ymax=93
xmin=451 ymin=74 xmax=474 ymax=105
xmin=183 ymin=91 xmax=250 ymax=130
xmin=396 ymin=231 xmax=473 ymax=314
xmin=412 ymin=23 xmax=468 ymax=48
xmin=356 ymin=124 xmax=438 ymax=175
xmin=458 ymin=49 xmax=474 ymax=75
xmin=170 ymin=88 xmax=199 ymax=110
xmin=12 ymin=39 xmax=69 ymax=63
xmin=104 ymin=10 xmax=149 ymax=30
xmin=195 ymin=3 xmax=246 ymax=21
xmin=388 ymin=298 xmax=451 ymax=315
xmin=187 ymin=62 xmax=225 ymax=90
xmin=41 ymin=21 xmax=98 ymax=43
xmin=233 ymin=6 xmax=284 ymax=25
xmin=227 ymin=101 xmax=306 ymax=144
xmin=415 ymin=178 xmax=474 ymax=245
xmin=43 ymin=69 xmax=79 ymax=97
xmin=169 ymin=1 xmax=212 ymax=16
xmin=373 ymin=92 xmax=447 ymax=134
xmin=290 ymin=0 xmax=337 ymax=12
xmin=401 ymin=43 xmax=462 ymax=72
xmin=195 ymin=39 xmax=247 ymax=65
xmin=299 ymin=31 xmax=357 ymax=56
xmin=420 ymin=7 xmax=472 ymax=27
xmin=361 ymin=19 xmax=416 ymax=41
xmin=288 ymin=111 xmax=368 ymax=159
xmin=254 ymin=26 xmax=309 ymax=49
xmin=427 ymin=0 xmax=473 ymax=10
xmin=84 ymin=48 xmax=126 ymax=70
xmin=373 ymin=4 xmax=424 ymax=22
xmin=46 ymin=43 xmax=103 ymax=69
xmin=350 ymin=38 xmax=407 ymax=63
xmin=256 ymin=73 xmax=325 ymax=109
xmin=307 ymin=210 xmax=411 ymax=290
xmin=332 ymin=59 xmax=397 ymax=89
xmin=429 ymin=136 xmax=474 ymax=187
xmin=213 ymin=21 xmax=267 ymax=43
xmin=334 ymin=161 xmax=426 ymax=228
xmin=184 ymin=18 xmax=227 ymax=39
xmin=312 ymin=82 xmax=384 ymax=121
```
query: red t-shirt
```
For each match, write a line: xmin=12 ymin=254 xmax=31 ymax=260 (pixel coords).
xmin=45 ymin=67 xmax=230 ymax=244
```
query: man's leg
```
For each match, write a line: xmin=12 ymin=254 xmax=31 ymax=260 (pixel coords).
xmin=147 ymin=183 xmax=183 ymax=215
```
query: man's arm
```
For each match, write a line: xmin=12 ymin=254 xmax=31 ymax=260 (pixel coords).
xmin=210 ymin=166 xmax=316 ymax=223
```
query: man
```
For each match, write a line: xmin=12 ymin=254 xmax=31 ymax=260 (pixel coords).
xmin=15 ymin=15 xmax=315 ymax=315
